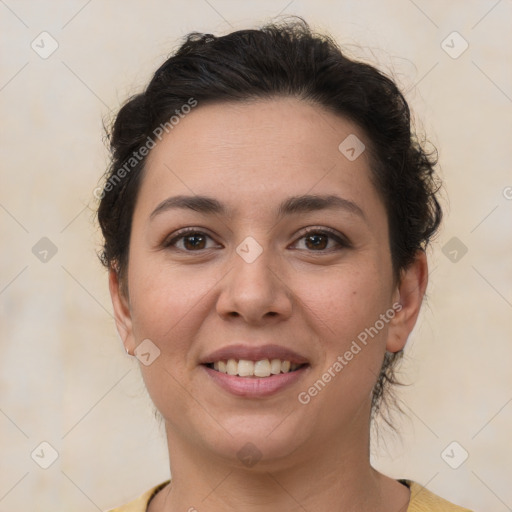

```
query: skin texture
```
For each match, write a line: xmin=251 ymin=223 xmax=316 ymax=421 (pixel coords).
xmin=109 ymin=97 xmax=428 ymax=511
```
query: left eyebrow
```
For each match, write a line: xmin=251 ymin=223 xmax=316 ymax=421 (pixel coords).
xmin=277 ymin=194 xmax=366 ymax=220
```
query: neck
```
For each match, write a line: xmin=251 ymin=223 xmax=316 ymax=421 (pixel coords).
xmin=151 ymin=419 xmax=409 ymax=512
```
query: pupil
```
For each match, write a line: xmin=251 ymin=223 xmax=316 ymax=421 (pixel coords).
xmin=306 ymin=234 xmax=327 ymax=250
xmin=185 ymin=234 xmax=205 ymax=250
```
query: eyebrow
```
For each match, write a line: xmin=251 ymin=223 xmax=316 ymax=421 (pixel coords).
xmin=150 ymin=194 xmax=365 ymax=220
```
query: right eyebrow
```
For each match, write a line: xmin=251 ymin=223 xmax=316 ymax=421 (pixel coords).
xmin=150 ymin=195 xmax=226 ymax=220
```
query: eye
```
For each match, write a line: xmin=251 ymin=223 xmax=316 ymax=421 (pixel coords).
xmin=292 ymin=228 xmax=350 ymax=252
xmin=164 ymin=229 xmax=220 ymax=251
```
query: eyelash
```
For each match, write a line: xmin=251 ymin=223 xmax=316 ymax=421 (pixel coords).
xmin=162 ymin=227 xmax=351 ymax=253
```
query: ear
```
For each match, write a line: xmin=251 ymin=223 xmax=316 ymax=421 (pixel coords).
xmin=386 ymin=250 xmax=428 ymax=353
xmin=109 ymin=269 xmax=136 ymax=355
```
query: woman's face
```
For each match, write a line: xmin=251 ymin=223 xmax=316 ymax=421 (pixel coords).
xmin=110 ymin=97 xmax=425 ymax=467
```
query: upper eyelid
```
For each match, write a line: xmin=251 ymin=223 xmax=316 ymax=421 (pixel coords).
xmin=294 ymin=226 xmax=343 ymax=238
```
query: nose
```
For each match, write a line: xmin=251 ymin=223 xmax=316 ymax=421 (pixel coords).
xmin=216 ymin=241 xmax=293 ymax=326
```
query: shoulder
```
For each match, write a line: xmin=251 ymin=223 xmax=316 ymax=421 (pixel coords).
xmin=105 ymin=480 xmax=170 ymax=512
xmin=404 ymin=480 xmax=474 ymax=512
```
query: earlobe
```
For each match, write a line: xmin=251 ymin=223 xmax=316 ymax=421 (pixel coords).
xmin=108 ymin=269 xmax=135 ymax=355
xmin=386 ymin=250 xmax=428 ymax=353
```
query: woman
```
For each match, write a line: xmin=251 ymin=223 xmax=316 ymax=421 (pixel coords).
xmin=98 ymin=18 xmax=472 ymax=512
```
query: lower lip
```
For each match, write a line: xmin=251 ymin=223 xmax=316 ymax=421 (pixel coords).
xmin=202 ymin=365 xmax=309 ymax=397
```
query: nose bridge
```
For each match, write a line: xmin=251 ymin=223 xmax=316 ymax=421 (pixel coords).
xmin=217 ymin=235 xmax=292 ymax=322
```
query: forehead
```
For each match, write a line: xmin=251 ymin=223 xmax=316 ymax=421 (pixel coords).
xmin=148 ymin=97 xmax=363 ymax=161
xmin=138 ymin=97 xmax=381 ymax=217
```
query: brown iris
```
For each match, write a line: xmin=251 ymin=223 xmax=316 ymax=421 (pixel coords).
xmin=304 ymin=233 xmax=328 ymax=250
xmin=183 ymin=233 xmax=207 ymax=250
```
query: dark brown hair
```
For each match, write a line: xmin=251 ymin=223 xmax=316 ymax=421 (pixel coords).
xmin=97 ymin=17 xmax=442 ymax=421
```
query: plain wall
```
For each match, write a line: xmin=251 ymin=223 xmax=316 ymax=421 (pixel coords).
xmin=1 ymin=1 xmax=511 ymax=510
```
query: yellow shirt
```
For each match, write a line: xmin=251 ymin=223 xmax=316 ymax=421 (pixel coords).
xmin=105 ymin=479 xmax=473 ymax=511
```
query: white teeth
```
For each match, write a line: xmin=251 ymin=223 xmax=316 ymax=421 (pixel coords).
xmin=254 ymin=359 xmax=271 ymax=377
xmin=226 ymin=358 xmax=238 ymax=375
xmin=270 ymin=358 xmax=282 ymax=374
xmin=238 ymin=359 xmax=254 ymax=377
xmin=209 ymin=358 xmax=303 ymax=377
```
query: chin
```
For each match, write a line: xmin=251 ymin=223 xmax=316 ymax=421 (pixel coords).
xmin=197 ymin=414 xmax=312 ymax=470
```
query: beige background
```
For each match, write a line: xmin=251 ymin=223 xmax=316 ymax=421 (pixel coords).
xmin=1 ymin=1 xmax=511 ymax=510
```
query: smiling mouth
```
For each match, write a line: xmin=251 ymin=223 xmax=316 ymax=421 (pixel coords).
xmin=203 ymin=359 xmax=308 ymax=378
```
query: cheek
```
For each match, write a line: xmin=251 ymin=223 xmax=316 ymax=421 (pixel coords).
xmin=127 ymin=261 xmax=216 ymax=420
xmin=293 ymin=262 xmax=390 ymax=341
xmin=292 ymin=263 xmax=391 ymax=406
xmin=127 ymin=256 xmax=216 ymax=355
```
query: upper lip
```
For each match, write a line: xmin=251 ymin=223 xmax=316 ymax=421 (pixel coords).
xmin=200 ymin=344 xmax=309 ymax=365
